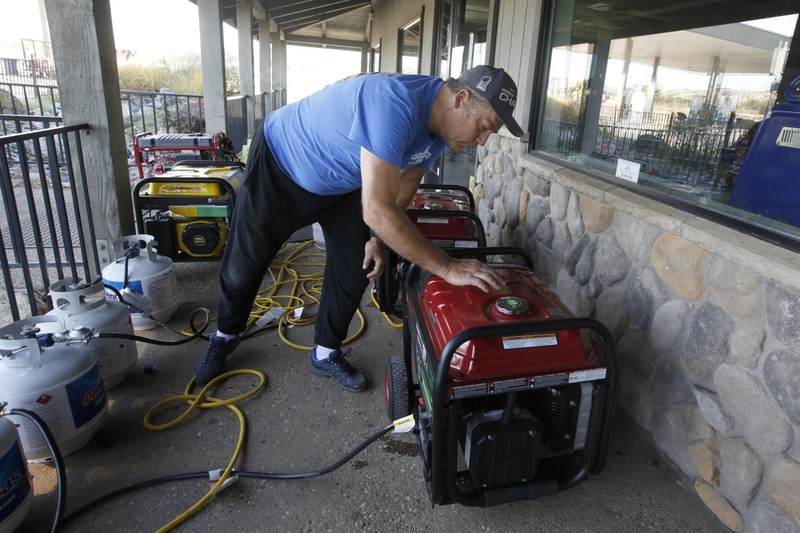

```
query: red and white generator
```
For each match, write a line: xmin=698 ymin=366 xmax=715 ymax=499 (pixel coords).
xmin=133 ymin=131 xmax=239 ymax=179
xmin=386 ymin=247 xmax=618 ymax=506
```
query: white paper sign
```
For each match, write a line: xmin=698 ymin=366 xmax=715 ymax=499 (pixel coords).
xmin=615 ymin=158 xmax=641 ymax=183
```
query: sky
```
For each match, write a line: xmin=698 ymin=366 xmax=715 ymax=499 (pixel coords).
xmin=0 ymin=0 xmax=362 ymax=101
xmin=0 ymin=0 xmax=240 ymax=63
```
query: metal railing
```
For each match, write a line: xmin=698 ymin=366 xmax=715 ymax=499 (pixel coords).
xmin=121 ymin=89 xmax=206 ymax=145
xmin=225 ymin=95 xmax=249 ymax=153
xmin=0 ymin=123 xmax=99 ymax=321
xmin=0 ymin=81 xmax=59 ymax=117
xmin=0 ymin=57 xmax=57 ymax=86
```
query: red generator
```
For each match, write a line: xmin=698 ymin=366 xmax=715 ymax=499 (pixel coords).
xmin=133 ymin=131 xmax=239 ymax=179
xmin=386 ymin=247 xmax=618 ymax=506
xmin=374 ymin=184 xmax=486 ymax=317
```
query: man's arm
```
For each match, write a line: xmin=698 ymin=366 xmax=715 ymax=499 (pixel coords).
xmin=397 ymin=167 xmax=426 ymax=208
xmin=361 ymin=147 xmax=502 ymax=291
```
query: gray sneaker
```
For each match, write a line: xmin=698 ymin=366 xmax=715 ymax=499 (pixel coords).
xmin=194 ymin=334 xmax=240 ymax=386
xmin=309 ymin=348 xmax=366 ymax=392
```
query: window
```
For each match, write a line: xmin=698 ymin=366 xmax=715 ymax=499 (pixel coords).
xmin=370 ymin=40 xmax=381 ymax=73
xmin=399 ymin=15 xmax=423 ymax=74
xmin=432 ymin=0 xmax=492 ymax=187
xmin=535 ymin=1 xmax=800 ymax=248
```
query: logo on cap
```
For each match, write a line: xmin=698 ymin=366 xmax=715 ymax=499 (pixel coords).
xmin=477 ymin=75 xmax=492 ymax=91
xmin=499 ymin=88 xmax=516 ymax=108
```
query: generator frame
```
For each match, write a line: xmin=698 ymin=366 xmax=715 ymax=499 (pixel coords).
xmin=132 ymin=167 xmax=238 ymax=262
xmin=396 ymin=247 xmax=619 ymax=507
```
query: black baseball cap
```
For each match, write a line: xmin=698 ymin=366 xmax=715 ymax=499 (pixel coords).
xmin=458 ymin=65 xmax=524 ymax=137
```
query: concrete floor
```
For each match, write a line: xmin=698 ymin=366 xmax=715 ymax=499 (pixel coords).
xmin=19 ymin=257 xmax=728 ymax=533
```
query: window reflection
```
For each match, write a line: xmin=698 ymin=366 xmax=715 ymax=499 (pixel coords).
xmin=399 ymin=16 xmax=422 ymax=74
xmin=537 ymin=1 xmax=799 ymax=243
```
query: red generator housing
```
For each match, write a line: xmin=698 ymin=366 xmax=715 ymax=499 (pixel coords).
xmin=386 ymin=247 xmax=618 ymax=507
xmin=374 ymin=184 xmax=486 ymax=317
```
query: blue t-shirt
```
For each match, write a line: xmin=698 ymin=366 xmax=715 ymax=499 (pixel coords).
xmin=265 ymin=73 xmax=446 ymax=195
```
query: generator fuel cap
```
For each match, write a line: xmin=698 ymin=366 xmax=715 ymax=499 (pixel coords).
xmin=494 ymin=296 xmax=530 ymax=316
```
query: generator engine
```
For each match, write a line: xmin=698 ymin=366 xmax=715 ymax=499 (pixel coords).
xmin=374 ymin=184 xmax=486 ymax=317
xmin=386 ymin=247 xmax=617 ymax=506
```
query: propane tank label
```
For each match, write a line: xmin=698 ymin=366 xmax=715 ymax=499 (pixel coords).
xmin=65 ymin=364 xmax=107 ymax=428
xmin=0 ymin=443 xmax=30 ymax=523
xmin=502 ymin=333 xmax=558 ymax=350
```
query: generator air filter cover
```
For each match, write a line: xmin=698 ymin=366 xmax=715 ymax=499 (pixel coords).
xmin=422 ymin=268 xmax=600 ymax=382
xmin=464 ymin=409 xmax=541 ymax=488
xmin=177 ymin=220 xmax=226 ymax=257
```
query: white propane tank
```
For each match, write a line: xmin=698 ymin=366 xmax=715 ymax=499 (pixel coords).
xmin=0 ymin=417 xmax=33 ymax=533
xmin=0 ymin=316 xmax=108 ymax=462
xmin=47 ymin=278 xmax=138 ymax=389
xmin=102 ymin=234 xmax=179 ymax=330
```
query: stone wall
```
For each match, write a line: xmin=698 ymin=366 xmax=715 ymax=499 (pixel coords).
xmin=474 ymin=132 xmax=800 ymax=533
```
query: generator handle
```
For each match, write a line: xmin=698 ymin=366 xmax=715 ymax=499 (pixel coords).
xmin=170 ymin=159 xmax=246 ymax=170
xmin=429 ymin=317 xmax=618 ymax=506
xmin=439 ymin=245 xmax=534 ymax=269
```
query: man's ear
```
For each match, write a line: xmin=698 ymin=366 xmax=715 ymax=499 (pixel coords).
xmin=455 ymin=89 xmax=470 ymax=109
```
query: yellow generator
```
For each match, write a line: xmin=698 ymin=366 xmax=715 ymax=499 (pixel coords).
xmin=133 ymin=161 xmax=244 ymax=260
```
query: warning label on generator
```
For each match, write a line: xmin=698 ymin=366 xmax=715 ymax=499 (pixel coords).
xmin=416 ymin=217 xmax=449 ymax=224
xmin=568 ymin=368 xmax=607 ymax=383
xmin=502 ymin=333 xmax=558 ymax=350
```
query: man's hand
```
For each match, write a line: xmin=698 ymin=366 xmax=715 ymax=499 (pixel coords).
xmin=440 ymin=258 xmax=504 ymax=292
xmin=363 ymin=236 xmax=387 ymax=281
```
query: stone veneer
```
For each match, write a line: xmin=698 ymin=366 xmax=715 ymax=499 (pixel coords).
xmin=474 ymin=132 xmax=800 ymax=533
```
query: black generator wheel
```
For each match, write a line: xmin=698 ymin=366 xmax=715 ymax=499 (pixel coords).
xmin=385 ymin=356 xmax=411 ymax=422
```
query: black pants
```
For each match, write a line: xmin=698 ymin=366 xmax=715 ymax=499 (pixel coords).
xmin=217 ymin=122 xmax=370 ymax=349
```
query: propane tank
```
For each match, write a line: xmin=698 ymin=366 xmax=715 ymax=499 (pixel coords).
xmin=47 ymin=278 xmax=138 ymax=389
xmin=0 ymin=416 xmax=33 ymax=533
xmin=0 ymin=316 xmax=107 ymax=462
xmin=102 ymin=234 xmax=179 ymax=330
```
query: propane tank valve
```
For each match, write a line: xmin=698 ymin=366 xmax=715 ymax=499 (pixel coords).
xmin=52 ymin=327 xmax=94 ymax=345
xmin=21 ymin=326 xmax=40 ymax=338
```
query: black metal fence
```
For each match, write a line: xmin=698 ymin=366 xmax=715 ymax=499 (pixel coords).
xmin=121 ymin=89 xmax=206 ymax=144
xmin=0 ymin=123 xmax=99 ymax=321
xmin=2 ymin=75 xmax=274 ymax=154
xmin=541 ymin=109 xmax=751 ymax=190
xmin=0 ymin=81 xmax=59 ymax=118
xmin=0 ymin=57 xmax=57 ymax=86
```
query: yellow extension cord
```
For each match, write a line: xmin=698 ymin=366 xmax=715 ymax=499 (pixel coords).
xmin=180 ymin=239 xmax=400 ymax=343
xmin=149 ymin=240 xmax=405 ymax=531
xmin=143 ymin=369 xmax=266 ymax=532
